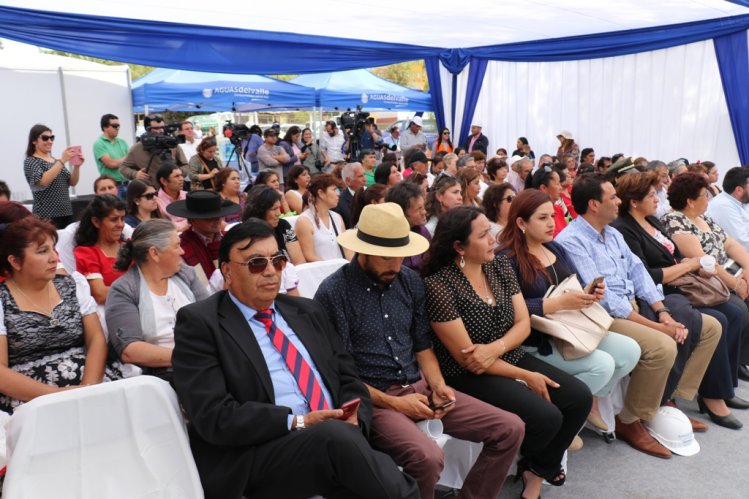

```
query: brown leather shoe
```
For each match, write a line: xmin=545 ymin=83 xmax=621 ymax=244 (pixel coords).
xmin=615 ymin=416 xmax=672 ymax=459
xmin=664 ymin=400 xmax=707 ymax=433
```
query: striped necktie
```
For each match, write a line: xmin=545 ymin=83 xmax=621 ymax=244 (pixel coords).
xmin=255 ymin=309 xmax=329 ymax=411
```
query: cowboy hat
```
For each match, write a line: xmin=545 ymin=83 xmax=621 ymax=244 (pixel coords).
xmin=337 ymin=203 xmax=429 ymax=257
xmin=166 ymin=190 xmax=240 ymax=219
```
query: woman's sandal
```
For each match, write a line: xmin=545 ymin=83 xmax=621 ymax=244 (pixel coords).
xmin=515 ymin=458 xmax=566 ymax=498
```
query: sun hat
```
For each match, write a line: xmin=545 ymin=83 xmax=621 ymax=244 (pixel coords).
xmin=411 ymin=116 xmax=423 ymax=128
xmin=557 ymin=130 xmax=574 ymax=140
xmin=509 ymin=154 xmax=527 ymax=165
xmin=337 ymin=203 xmax=429 ymax=257
xmin=166 ymin=190 xmax=240 ymax=220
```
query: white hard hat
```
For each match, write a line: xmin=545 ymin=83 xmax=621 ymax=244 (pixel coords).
xmin=645 ymin=406 xmax=700 ymax=456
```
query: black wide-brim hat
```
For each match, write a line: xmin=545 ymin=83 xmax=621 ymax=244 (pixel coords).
xmin=166 ymin=190 xmax=240 ymax=219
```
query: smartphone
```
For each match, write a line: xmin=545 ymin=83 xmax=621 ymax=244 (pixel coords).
xmin=69 ymin=145 xmax=83 ymax=166
xmin=429 ymin=399 xmax=456 ymax=411
xmin=585 ymin=276 xmax=604 ymax=294
xmin=337 ymin=398 xmax=361 ymax=420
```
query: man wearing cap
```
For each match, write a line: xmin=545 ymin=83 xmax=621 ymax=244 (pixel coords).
xmin=402 ymin=150 xmax=428 ymax=179
xmin=463 ymin=123 xmax=488 ymax=155
xmin=257 ymin=128 xmax=289 ymax=186
xmin=506 ymin=155 xmax=532 ymax=193
xmin=167 ymin=190 xmax=240 ymax=279
xmin=120 ymin=114 xmax=188 ymax=186
xmin=315 ymin=203 xmax=524 ymax=499
xmin=399 ymin=117 xmax=428 ymax=153
xmin=320 ymin=120 xmax=346 ymax=166
xmin=172 ymin=220 xmax=419 ymax=499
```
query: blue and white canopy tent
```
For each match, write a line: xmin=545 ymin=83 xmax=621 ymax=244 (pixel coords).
xmin=131 ymin=68 xmax=316 ymax=112
xmin=290 ymin=69 xmax=432 ymax=111
xmin=2 ymin=0 xmax=749 ymax=170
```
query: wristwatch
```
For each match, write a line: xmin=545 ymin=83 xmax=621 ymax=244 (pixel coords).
xmin=655 ymin=306 xmax=671 ymax=317
xmin=294 ymin=415 xmax=306 ymax=431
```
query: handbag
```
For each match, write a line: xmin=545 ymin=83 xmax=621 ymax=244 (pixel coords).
xmin=530 ymin=274 xmax=613 ymax=360
xmin=669 ymin=272 xmax=730 ymax=307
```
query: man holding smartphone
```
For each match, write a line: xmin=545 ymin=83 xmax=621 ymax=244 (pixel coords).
xmin=316 ymin=203 xmax=524 ymax=499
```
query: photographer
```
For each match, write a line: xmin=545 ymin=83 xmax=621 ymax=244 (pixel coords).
xmin=358 ymin=118 xmax=383 ymax=152
xmin=300 ymin=127 xmax=326 ymax=172
xmin=120 ymin=114 xmax=188 ymax=186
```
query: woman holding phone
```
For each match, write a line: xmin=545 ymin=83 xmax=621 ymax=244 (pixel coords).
xmin=24 ymin=124 xmax=83 ymax=229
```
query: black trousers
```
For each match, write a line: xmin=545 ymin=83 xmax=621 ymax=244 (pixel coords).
xmin=447 ymin=354 xmax=591 ymax=480
xmin=241 ymin=419 xmax=418 ymax=499
xmin=700 ymin=295 xmax=747 ymax=399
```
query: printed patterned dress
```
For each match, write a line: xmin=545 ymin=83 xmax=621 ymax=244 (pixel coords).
xmin=0 ymin=275 xmax=122 ymax=413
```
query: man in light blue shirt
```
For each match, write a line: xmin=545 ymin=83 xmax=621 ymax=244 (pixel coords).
xmin=556 ymin=173 xmax=681 ymax=459
xmin=707 ymin=167 xmax=749 ymax=252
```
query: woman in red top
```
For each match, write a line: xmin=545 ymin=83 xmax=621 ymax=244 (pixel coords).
xmin=529 ymin=166 xmax=567 ymax=237
xmin=74 ymin=195 xmax=127 ymax=304
xmin=434 ymin=127 xmax=454 ymax=154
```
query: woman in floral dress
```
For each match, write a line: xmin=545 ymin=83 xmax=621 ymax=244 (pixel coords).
xmin=0 ymin=216 xmax=121 ymax=413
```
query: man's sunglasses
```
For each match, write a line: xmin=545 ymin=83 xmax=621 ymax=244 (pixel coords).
xmin=232 ymin=254 xmax=287 ymax=274
xmin=109 ymin=124 xmax=121 ymax=129
xmin=139 ymin=192 xmax=157 ymax=200
xmin=40 ymin=135 xmax=55 ymax=142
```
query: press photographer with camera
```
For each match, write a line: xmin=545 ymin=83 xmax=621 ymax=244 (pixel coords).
xmin=120 ymin=114 xmax=188 ymax=186
xmin=300 ymin=127 xmax=326 ymax=173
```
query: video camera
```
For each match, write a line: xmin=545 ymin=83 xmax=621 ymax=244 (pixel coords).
xmin=339 ymin=106 xmax=371 ymax=158
xmin=140 ymin=121 xmax=185 ymax=153
xmin=223 ymin=121 xmax=251 ymax=146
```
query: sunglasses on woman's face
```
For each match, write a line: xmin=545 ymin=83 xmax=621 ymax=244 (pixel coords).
xmin=140 ymin=192 xmax=157 ymax=200
xmin=234 ymin=253 xmax=288 ymax=274
xmin=39 ymin=135 xmax=55 ymax=142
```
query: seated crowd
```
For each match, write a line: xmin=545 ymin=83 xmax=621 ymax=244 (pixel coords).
xmin=5 ymin=119 xmax=749 ymax=499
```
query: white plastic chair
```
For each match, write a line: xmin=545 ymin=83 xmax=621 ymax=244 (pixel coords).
xmin=55 ymin=222 xmax=79 ymax=274
xmin=3 ymin=376 xmax=203 ymax=498
xmin=283 ymin=214 xmax=299 ymax=230
xmin=294 ymin=259 xmax=348 ymax=298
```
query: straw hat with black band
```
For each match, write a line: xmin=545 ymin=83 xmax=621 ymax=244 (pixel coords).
xmin=337 ymin=203 xmax=429 ymax=257
xmin=166 ymin=190 xmax=240 ymax=220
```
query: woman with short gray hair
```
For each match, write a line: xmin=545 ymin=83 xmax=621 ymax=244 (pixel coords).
xmin=105 ymin=218 xmax=209 ymax=381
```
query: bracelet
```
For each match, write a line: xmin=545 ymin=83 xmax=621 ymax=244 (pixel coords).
xmin=655 ymin=306 xmax=671 ymax=316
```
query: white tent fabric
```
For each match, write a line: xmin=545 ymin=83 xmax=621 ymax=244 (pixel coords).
xmin=3 ymin=0 xmax=747 ymax=48
xmin=470 ymin=39 xmax=740 ymax=168
xmin=0 ymin=41 xmax=134 ymax=202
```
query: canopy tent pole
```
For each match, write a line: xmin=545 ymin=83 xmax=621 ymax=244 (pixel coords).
xmin=57 ymin=66 xmax=74 ymax=197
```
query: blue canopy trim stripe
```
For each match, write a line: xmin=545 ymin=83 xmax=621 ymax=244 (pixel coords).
xmin=3 ymin=7 xmax=749 ymax=76
xmin=714 ymin=30 xmax=749 ymax=165
xmin=424 ymin=57 xmax=446 ymax=131
xmin=457 ymin=58 xmax=489 ymax=149
xmin=0 ymin=6 xmax=434 ymax=75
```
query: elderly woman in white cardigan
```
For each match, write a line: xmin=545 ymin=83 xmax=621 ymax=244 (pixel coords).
xmin=105 ymin=219 xmax=208 ymax=381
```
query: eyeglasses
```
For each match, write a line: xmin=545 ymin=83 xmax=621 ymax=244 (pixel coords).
xmin=139 ymin=192 xmax=157 ymax=200
xmin=39 ymin=135 xmax=55 ymax=142
xmin=232 ymin=254 xmax=287 ymax=274
xmin=149 ymin=126 xmax=165 ymax=131
xmin=502 ymin=195 xmax=515 ymax=203
xmin=443 ymin=132 xmax=450 ymax=135
xmin=109 ymin=124 xmax=120 ymax=129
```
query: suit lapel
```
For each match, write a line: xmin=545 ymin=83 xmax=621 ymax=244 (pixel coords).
xmin=218 ymin=293 xmax=275 ymax=401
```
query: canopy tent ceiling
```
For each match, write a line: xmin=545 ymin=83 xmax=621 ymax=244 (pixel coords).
xmin=0 ymin=1 xmax=748 ymax=75
xmin=131 ymin=68 xmax=316 ymax=112
xmin=290 ymin=70 xmax=432 ymax=111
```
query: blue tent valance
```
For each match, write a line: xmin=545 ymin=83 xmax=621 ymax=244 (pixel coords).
xmin=131 ymin=69 xmax=316 ymax=112
xmin=290 ymin=70 xmax=431 ymax=111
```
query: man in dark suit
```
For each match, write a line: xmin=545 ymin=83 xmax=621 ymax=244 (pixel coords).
xmin=333 ymin=161 xmax=367 ymax=227
xmin=172 ymin=221 xmax=418 ymax=499
xmin=463 ymin=122 xmax=489 ymax=155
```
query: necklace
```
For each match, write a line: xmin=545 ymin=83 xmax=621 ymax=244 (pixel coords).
xmin=541 ymin=247 xmax=559 ymax=286
xmin=10 ymin=281 xmax=59 ymax=327
xmin=481 ymin=273 xmax=494 ymax=305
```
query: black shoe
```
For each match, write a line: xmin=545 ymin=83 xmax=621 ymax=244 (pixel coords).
xmin=697 ymin=396 xmax=743 ymax=430
xmin=726 ymin=396 xmax=749 ymax=410
xmin=738 ymin=365 xmax=749 ymax=382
